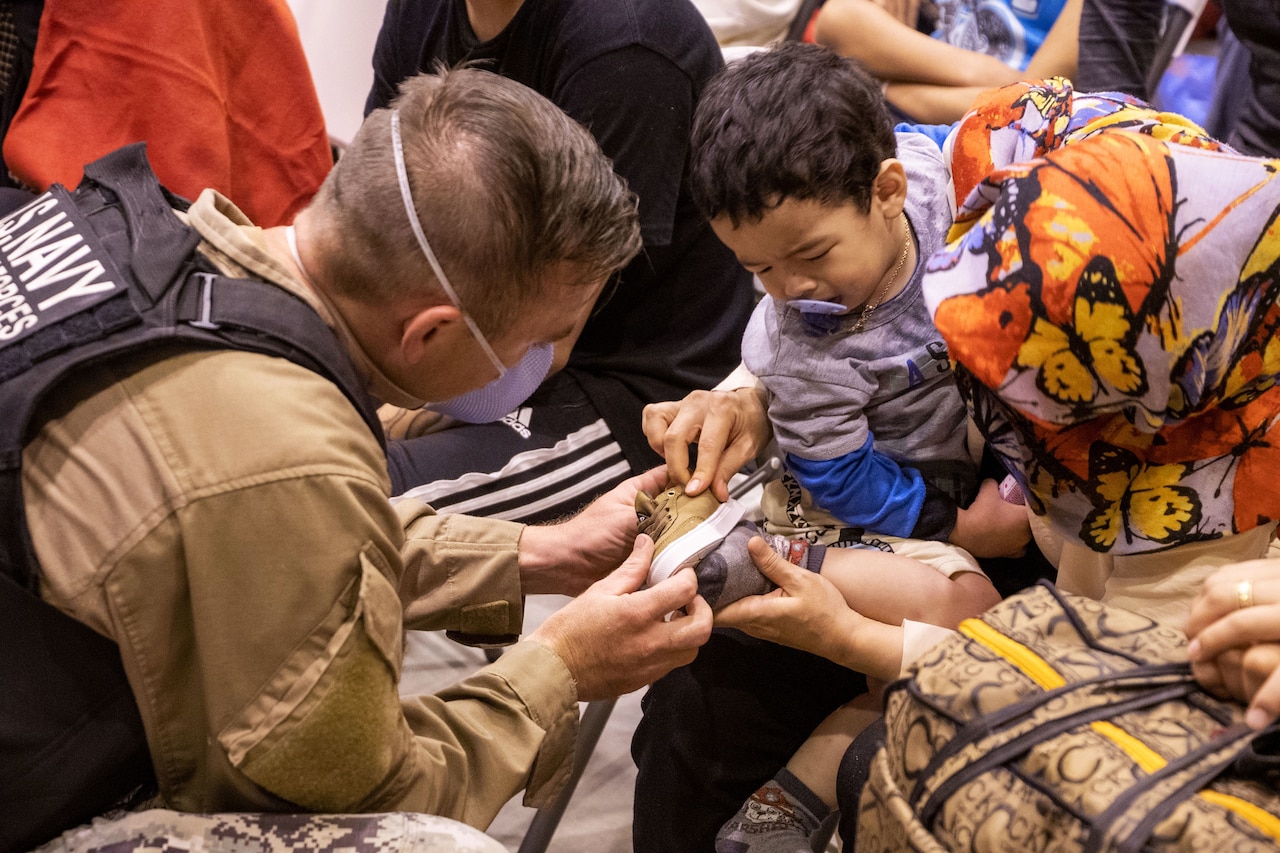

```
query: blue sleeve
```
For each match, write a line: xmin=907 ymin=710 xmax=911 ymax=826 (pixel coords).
xmin=786 ymin=439 xmax=927 ymax=537
xmin=894 ymin=121 xmax=957 ymax=152
xmin=787 ymin=439 xmax=959 ymax=540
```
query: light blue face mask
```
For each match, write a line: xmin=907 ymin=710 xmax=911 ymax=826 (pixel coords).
xmin=786 ymin=298 xmax=847 ymax=316
xmin=786 ymin=298 xmax=848 ymax=335
xmin=389 ymin=110 xmax=552 ymax=423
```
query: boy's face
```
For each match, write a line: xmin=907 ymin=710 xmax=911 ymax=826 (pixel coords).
xmin=710 ymin=163 xmax=910 ymax=314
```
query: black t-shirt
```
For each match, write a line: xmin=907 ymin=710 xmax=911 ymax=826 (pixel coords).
xmin=367 ymin=0 xmax=753 ymax=468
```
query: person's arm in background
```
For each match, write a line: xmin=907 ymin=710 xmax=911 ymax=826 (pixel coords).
xmin=1023 ymin=0 xmax=1084 ymax=79
xmin=870 ymin=0 xmax=1085 ymax=124
xmin=815 ymin=0 xmax=1020 ymax=89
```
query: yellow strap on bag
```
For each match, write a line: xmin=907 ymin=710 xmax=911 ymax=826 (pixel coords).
xmin=958 ymin=617 xmax=1280 ymax=843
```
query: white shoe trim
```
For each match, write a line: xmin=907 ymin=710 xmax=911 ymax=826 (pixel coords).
xmin=646 ymin=498 xmax=747 ymax=587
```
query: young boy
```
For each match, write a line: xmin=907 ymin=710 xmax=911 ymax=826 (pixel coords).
xmin=635 ymin=41 xmax=1027 ymax=850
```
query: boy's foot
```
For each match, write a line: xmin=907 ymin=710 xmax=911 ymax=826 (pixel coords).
xmin=715 ymin=767 xmax=830 ymax=853
xmin=635 ymin=486 xmax=747 ymax=586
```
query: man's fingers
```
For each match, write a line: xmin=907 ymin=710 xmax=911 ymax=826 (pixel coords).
xmin=664 ymin=589 xmax=714 ymax=647
xmin=632 ymin=466 xmax=669 ymax=501
xmin=591 ymin=535 xmax=653 ymax=596
xmin=635 ymin=565 xmax=700 ymax=620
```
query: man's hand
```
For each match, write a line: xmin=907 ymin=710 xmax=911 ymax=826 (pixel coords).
xmin=529 ymin=536 xmax=713 ymax=701
xmin=951 ymin=478 xmax=1031 ymax=558
xmin=518 ymin=466 xmax=667 ymax=595
xmin=642 ymin=386 xmax=771 ymax=501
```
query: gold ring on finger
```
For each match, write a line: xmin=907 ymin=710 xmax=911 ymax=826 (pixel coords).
xmin=1236 ymin=579 xmax=1256 ymax=610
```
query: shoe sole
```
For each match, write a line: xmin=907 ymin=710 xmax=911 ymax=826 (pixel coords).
xmin=645 ymin=498 xmax=747 ymax=587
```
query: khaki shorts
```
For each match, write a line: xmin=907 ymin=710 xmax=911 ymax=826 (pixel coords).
xmin=760 ymin=476 xmax=983 ymax=580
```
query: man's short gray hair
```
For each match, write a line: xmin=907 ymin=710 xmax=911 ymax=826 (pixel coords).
xmin=307 ymin=67 xmax=642 ymax=337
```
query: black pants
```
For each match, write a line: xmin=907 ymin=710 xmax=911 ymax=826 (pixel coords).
xmin=630 ymin=537 xmax=1053 ymax=852
xmin=1076 ymin=0 xmax=1280 ymax=157
xmin=631 ymin=629 xmax=867 ymax=852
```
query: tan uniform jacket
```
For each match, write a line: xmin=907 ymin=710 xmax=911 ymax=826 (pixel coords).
xmin=20 ymin=191 xmax=579 ymax=827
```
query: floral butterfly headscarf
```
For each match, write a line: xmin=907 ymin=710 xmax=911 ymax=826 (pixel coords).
xmin=925 ymin=79 xmax=1280 ymax=555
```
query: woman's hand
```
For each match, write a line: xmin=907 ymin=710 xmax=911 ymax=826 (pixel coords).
xmin=642 ymin=386 xmax=772 ymax=500
xmin=1186 ymin=560 xmax=1280 ymax=729
xmin=714 ymin=538 xmax=905 ymax=681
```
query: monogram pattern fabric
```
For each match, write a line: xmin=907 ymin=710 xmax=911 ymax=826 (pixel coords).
xmin=856 ymin=583 xmax=1280 ymax=852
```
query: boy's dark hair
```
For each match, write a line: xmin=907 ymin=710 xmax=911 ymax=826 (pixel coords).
xmin=690 ymin=41 xmax=897 ymax=225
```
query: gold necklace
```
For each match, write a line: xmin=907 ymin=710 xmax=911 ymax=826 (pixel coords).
xmin=850 ymin=214 xmax=910 ymax=334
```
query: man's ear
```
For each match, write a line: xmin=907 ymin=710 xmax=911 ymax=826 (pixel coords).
xmin=873 ymin=159 xmax=909 ymax=220
xmin=400 ymin=303 xmax=462 ymax=366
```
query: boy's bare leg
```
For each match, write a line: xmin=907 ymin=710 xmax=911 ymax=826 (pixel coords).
xmin=784 ymin=692 xmax=882 ymax=809
xmin=818 ymin=548 xmax=1001 ymax=629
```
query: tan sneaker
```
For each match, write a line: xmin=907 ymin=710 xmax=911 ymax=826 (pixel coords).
xmin=635 ymin=485 xmax=746 ymax=586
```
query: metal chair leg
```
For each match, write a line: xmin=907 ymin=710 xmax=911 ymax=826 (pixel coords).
xmin=516 ymin=698 xmax=618 ymax=853
xmin=514 ymin=458 xmax=784 ymax=851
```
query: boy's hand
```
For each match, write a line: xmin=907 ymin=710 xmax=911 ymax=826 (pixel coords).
xmin=951 ymin=478 xmax=1031 ymax=558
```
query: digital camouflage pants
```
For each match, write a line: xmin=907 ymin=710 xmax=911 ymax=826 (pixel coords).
xmin=34 ymin=809 xmax=506 ymax=853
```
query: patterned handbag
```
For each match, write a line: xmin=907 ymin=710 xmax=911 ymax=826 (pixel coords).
xmin=856 ymin=581 xmax=1280 ymax=852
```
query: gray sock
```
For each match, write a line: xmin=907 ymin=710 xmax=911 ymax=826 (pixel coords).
xmin=715 ymin=767 xmax=831 ymax=853
xmin=695 ymin=522 xmax=826 ymax=610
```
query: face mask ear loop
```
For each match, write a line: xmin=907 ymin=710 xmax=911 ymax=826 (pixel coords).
xmin=390 ymin=109 xmax=507 ymax=377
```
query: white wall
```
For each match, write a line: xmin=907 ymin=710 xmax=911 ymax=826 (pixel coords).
xmin=286 ymin=0 xmax=388 ymax=145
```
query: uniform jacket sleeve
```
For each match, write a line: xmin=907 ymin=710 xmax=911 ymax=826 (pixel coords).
xmin=24 ymin=351 xmax=578 ymax=826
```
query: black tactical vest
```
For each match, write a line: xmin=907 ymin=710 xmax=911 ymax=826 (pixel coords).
xmin=0 ymin=144 xmax=382 ymax=853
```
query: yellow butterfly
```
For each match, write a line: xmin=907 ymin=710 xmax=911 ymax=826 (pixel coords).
xmin=1081 ymin=445 xmax=1202 ymax=551
xmin=1017 ymin=257 xmax=1148 ymax=406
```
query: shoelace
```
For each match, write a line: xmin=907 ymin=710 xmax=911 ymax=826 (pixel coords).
xmin=636 ymin=491 xmax=679 ymax=539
